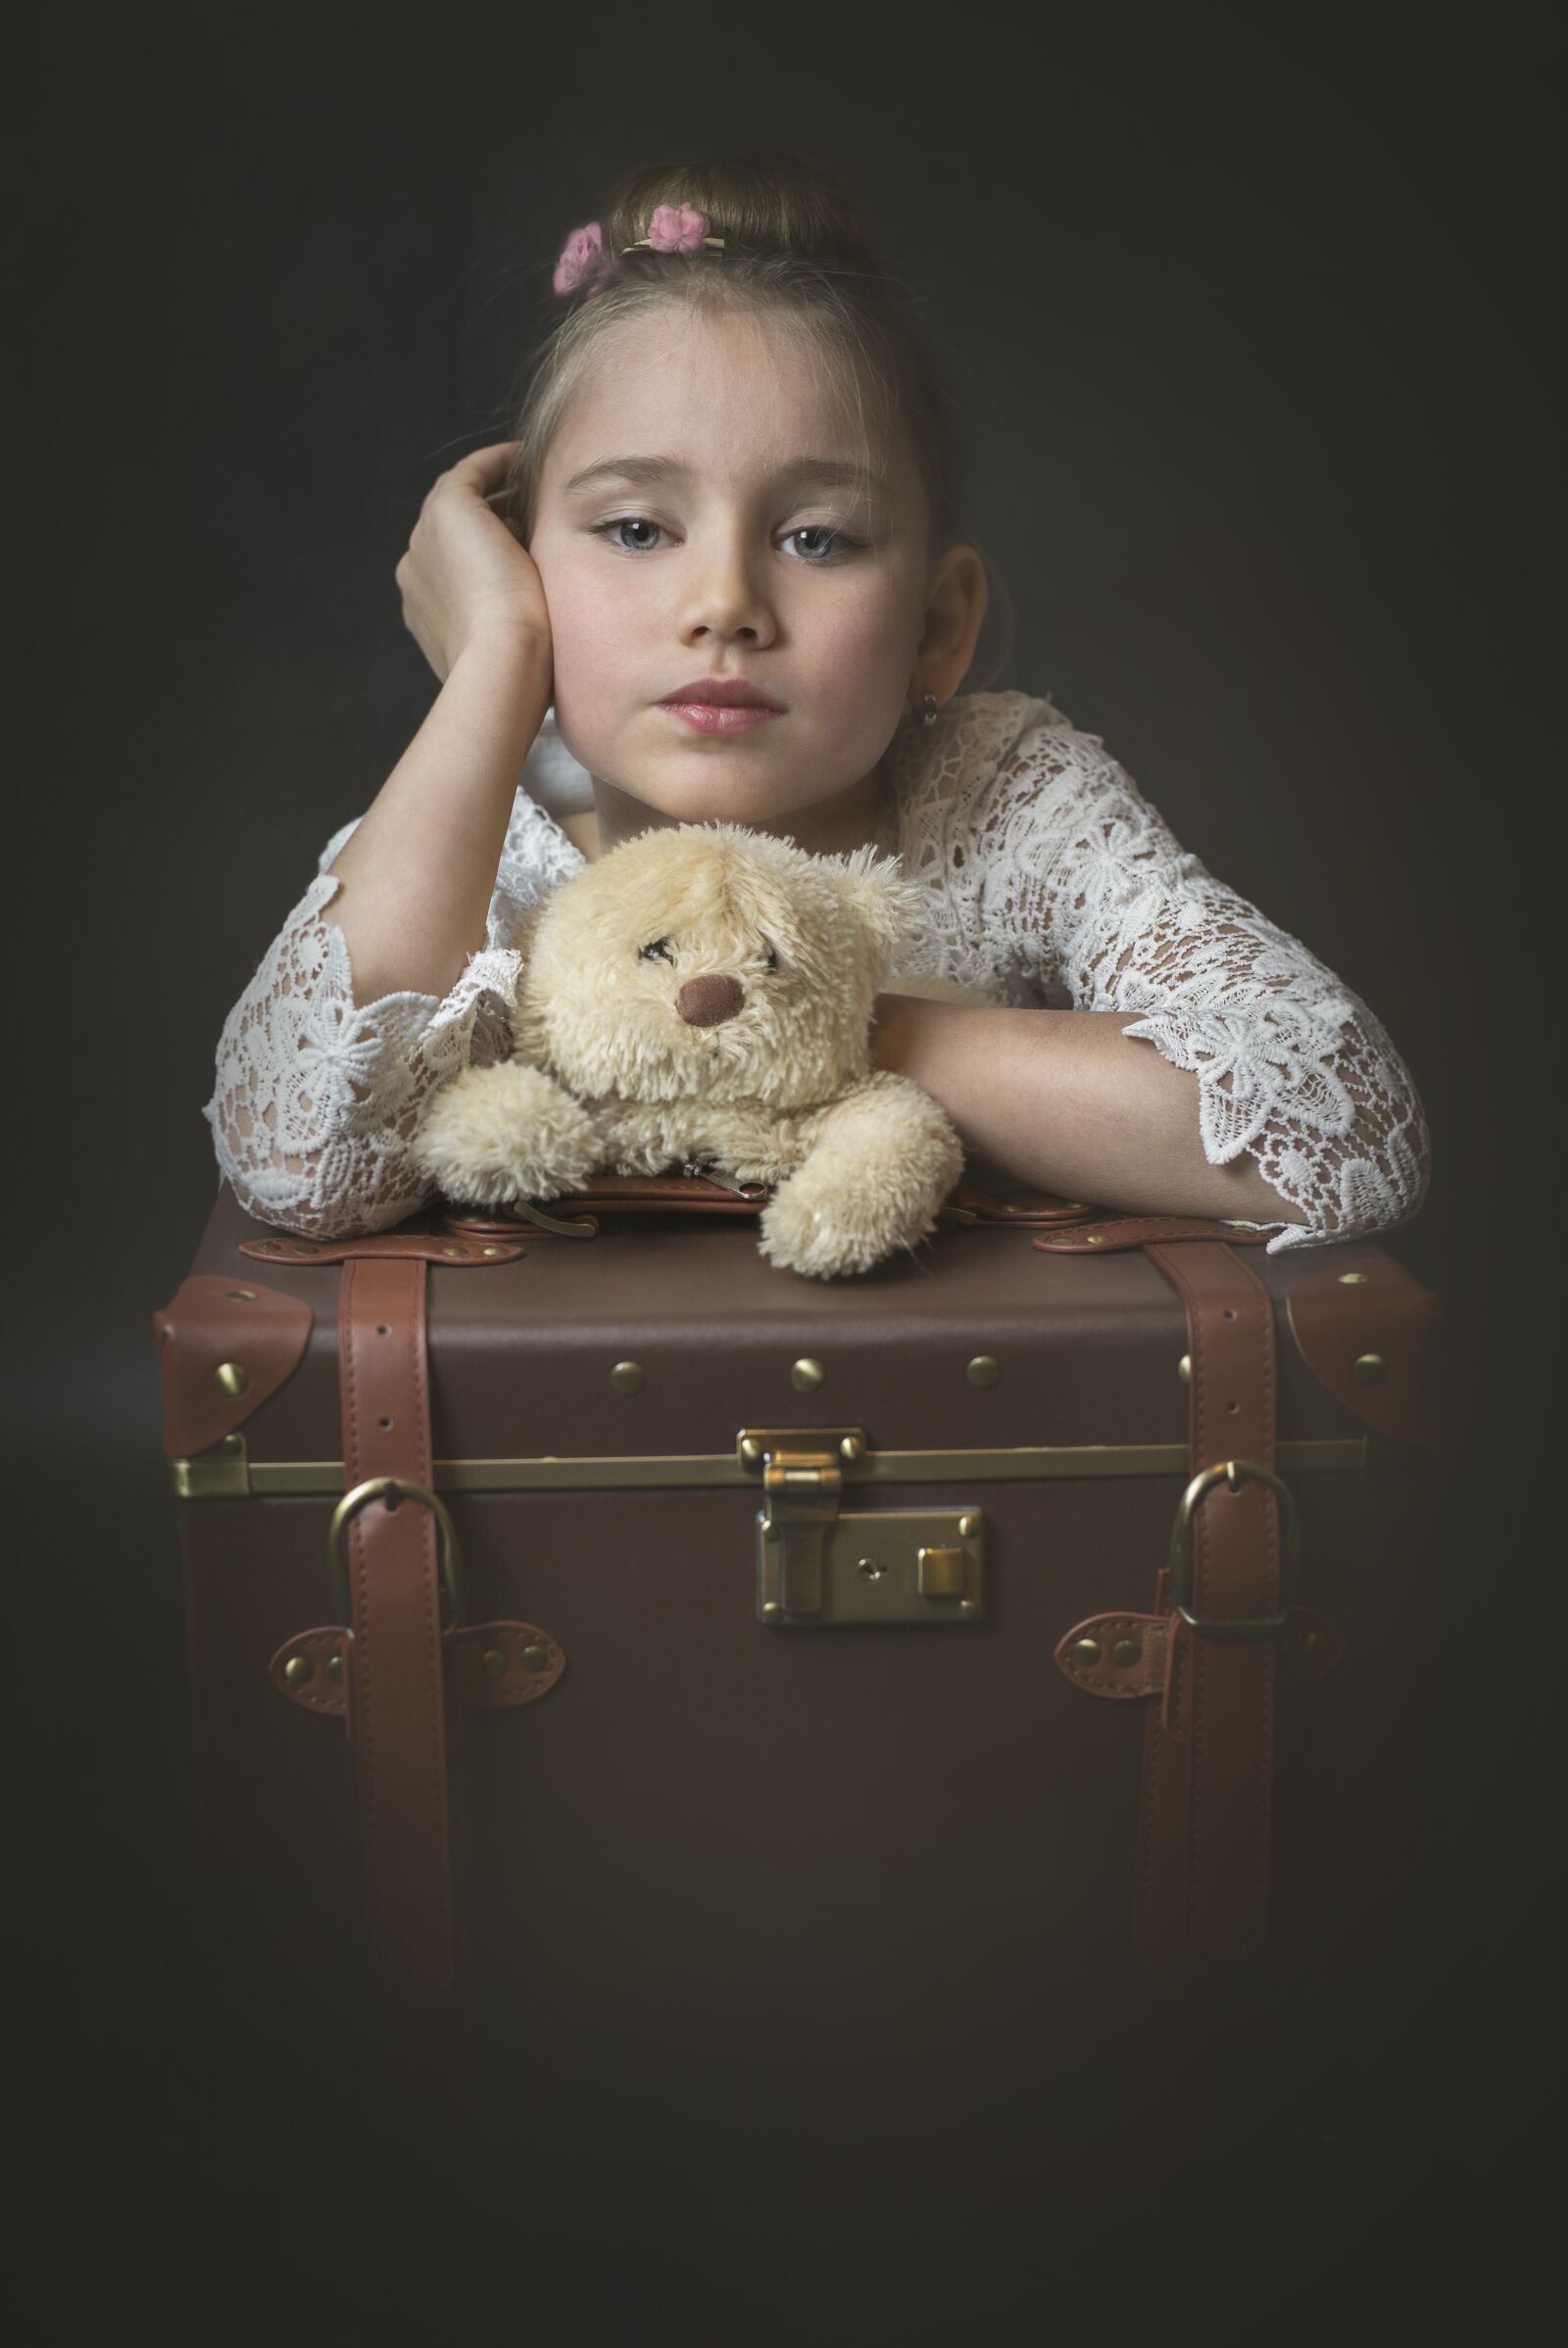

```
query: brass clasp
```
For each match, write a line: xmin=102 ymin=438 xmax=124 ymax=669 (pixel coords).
xmin=741 ymin=1429 xmax=984 ymax=1630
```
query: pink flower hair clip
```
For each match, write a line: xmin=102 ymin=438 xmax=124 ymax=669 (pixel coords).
xmin=632 ymin=203 xmax=720 ymax=255
xmin=552 ymin=203 xmax=726 ymax=299
xmin=552 ymin=221 xmax=614 ymax=297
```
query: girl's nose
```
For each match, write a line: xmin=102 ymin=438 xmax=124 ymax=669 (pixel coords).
xmin=680 ymin=532 xmax=776 ymax=647
xmin=675 ymin=974 xmax=745 ymax=1027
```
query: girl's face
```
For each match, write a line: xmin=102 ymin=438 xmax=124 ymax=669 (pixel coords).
xmin=528 ymin=302 xmax=936 ymax=831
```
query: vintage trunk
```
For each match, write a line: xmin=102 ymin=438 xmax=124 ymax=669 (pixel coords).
xmin=154 ymin=1171 xmax=1445 ymax=2204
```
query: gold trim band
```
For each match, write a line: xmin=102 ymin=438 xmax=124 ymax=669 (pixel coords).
xmin=171 ymin=1433 xmax=1389 ymax=1500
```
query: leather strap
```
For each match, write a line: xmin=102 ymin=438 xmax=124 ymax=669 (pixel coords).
xmin=269 ymin=1621 xmax=568 ymax=1719
xmin=1055 ymin=1602 xmax=1342 ymax=1697
xmin=336 ymin=1255 xmax=457 ymax=2011
xmin=241 ymin=1231 xmax=524 ymax=1265
xmin=1035 ymin=1214 xmax=1273 ymax=1253
xmin=1136 ymin=1241 xmax=1285 ymax=1973
xmin=439 ymin=1170 xmax=1102 ymax=1234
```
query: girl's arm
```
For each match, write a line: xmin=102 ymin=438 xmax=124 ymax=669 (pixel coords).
xmin=869 ymin=997 xmax=1307 ymax=1225
xmin=203 ymin=627 xmax=555 ymax=1240
xmin=320 ymin=623 xmax=551 ymax=1006
xmin=872 ymin=703 xmax=1430 ymax=1251
xmin=204 ymin=446 xmax=561 ymax=1239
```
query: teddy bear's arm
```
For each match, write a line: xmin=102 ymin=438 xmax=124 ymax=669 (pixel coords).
xmin=680 ymin=1101 xmax=820 ymax=1187
xmin=759 ymin=1071 xmax=965 ymax=1279
xmin=410 ymin=1060 xmax=605 ymax=1206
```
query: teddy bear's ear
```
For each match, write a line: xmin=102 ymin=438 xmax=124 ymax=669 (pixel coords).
xmin=825 ymin=846 xmax=924 ymax=979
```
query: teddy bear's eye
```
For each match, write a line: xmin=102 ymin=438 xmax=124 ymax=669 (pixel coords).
xmin=639 ymin=937 xmax=675 ymax=964
xmin=760 ymin=940 xmax=779 ymax=972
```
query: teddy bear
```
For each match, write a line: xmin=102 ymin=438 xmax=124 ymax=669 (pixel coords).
xmin=408 ymin=820 xmax=965 ymax=1279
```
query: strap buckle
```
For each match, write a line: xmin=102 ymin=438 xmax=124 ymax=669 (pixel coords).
xmin=1168 ymin=1458 xmax=1298 ymax=1639
xmin=327 ymin=1475 xmax=465 ymax=1635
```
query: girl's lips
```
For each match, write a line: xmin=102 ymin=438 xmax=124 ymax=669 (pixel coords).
xmin=659 ymin=702 xmax=781 ymax=734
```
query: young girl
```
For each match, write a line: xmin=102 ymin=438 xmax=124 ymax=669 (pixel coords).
xmin=204 ymin=155 xmax=1429 ymax=1252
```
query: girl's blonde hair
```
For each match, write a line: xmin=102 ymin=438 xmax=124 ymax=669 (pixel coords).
xmin=500 ymin=151 xmax=1015 ymax=691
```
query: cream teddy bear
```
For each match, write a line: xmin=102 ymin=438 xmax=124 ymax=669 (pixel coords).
xmin=409 ymin=820 xmax=965 ymax=1279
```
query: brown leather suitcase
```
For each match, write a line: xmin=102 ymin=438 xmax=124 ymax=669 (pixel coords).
xmin=153 ymin=1168 xmax=1445 ymax=2316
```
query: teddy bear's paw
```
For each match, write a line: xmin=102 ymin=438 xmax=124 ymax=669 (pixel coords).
xmin=758 ymin=1176 xmax=917 ymax=1280
xmin=756 ymin=1076 xmax=964 ymax=1277
xmin=410 ymin=1061 xmax=603 ymax=1205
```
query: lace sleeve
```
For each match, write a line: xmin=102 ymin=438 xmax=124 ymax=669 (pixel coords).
xmin=200 ymin=826 xmax=524 ymax=1240
xmin=958 ymin=713 xmax=1432 ymax=1253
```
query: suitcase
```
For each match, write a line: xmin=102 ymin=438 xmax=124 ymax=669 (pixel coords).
xmin=153 ymin=1167 xmax=1446 ymax=2315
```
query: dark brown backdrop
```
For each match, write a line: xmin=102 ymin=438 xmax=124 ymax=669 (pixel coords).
xmin=15 ymin=6 xmax=1558 ymax=2338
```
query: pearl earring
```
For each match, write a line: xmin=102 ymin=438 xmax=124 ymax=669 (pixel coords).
xmin=921 ymin=691 xmax=939 ymax=726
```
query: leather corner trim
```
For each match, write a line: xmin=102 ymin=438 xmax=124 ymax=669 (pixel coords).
xmin=269 ymin=1621 xmax=566 ymax=1718
xmin=1034 ymin=1216 xmax=1273 ymax=1253
xmin=1285 ymin=1253 xmax=1444 ymax=1445
xmin=1054 ymin=1605 xmax=1344 ymax=1697
xmin=152 ymin=1274 xmax=313 ymax=1460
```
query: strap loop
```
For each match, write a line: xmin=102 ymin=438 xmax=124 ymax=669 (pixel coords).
xmin=328 ymin=1475 xmax=464 ymax=1635
xmin=1169 ymin=1458 xmax=1298 ymax=1637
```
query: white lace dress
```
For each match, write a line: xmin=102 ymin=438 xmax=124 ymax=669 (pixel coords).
xmin=203 ymin=690 xmax=1430 ymax=1252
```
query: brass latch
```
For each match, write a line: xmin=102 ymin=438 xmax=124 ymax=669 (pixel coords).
xmin=739 ymin=1429 xmax=984 ymax=1629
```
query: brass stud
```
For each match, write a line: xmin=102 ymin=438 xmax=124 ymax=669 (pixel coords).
xmin=957 ymin=1512 xmax=979 ymax=1538
xmin=1060 ymin=1203 xmax=1086 ymax=1213
xmin=1073 ymin=1638 xmax=1102 ymax=1664
xmin=791 ymin=1358 xmax=825 ymax=1392
xmin=1353 ymin=1353 xmax=1388 ymax=1386
xmin=1339 ymin=1272 xmax=1369 ymax=1285
xmin=1086 ymin=1234 xmax=1105 ymax=1246
xmin=480 ymin=1646 xmax=507 ymax=1677
xmin=739 ymin=1437 xmax=762 ymax=1467
xmin=839 ymin=1434 xmax=865 ymax=1463
xmin=610 ymin=1361 xmax=645 ymax=1394
xmin=521 ymin=1644 xmax=552 ymax=1675
xmin=214 ymin=1361 xmax=249 ymax=1397
xmin=324 ymin=1652 xmax=343 ymax=1684
xmin=481 ymin=1246 xmax=506 ymax=1257
xmin=225 ymin=1289 xmax=258 ymax=1301
xmin=283 ymin=1655 xmax=313 ymax=1687
xmin=966 ymin=1354 xmax=1001 ymax=1388
xmin=1112 ymin=1639 xmax=1141 ymax=1667
xmin=441 ymin=1245 xmax=471 ymax=1257
xmin=1177 ymin=1353 xmax=1191 ymax=1385
xmin=255 ymin=1240 xmax=281 ymax=1252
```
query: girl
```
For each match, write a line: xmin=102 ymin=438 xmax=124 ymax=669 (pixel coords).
xmin=204 ymin=155 xmax=1429 ymax=1251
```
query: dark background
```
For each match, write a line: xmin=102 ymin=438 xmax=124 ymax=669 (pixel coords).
xmin=16 ymin=6 xmax=1559 ymax=2340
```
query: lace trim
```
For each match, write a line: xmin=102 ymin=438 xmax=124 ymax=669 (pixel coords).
xmin=876 ymin=693 xmax=1431 ymax=1253
xmin=202 ymin=868 xmax=521 ymax=1238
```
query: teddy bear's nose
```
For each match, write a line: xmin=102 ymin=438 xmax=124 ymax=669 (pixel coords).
xmin=675 ymin=973 xmax=745 ymax=1028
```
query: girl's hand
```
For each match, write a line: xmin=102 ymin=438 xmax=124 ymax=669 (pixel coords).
xmin=394 ymin=442 xmax=553 ymax=688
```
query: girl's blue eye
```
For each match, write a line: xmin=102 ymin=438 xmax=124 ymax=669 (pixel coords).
xmin=783 ymin=525 xmax=859 ymax=563
xmin=598 ymin=517 xmax=664 ymax=553
xmin=591 ymin=516 xmax=862 ymax=561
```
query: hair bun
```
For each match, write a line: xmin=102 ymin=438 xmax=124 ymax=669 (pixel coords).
xmin=599 ymin=153 xmax=876 ymax=270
